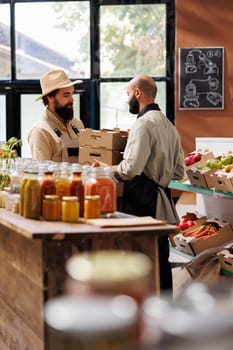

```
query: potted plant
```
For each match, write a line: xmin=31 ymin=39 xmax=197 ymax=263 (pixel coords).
xmin=0 ymin=137 xmax=22 ymax=190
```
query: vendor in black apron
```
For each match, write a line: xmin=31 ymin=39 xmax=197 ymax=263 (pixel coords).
xmin=28 ymin=69 xmax=84 ymax=163
xmin=93 ymin=75 xmax=184 ymax=292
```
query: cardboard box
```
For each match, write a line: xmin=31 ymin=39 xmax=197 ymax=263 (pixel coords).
xmin=79 ymin=128 xmax=128 ymax=151
xmin=181 ymin=150 xmax=214 ymax=181
xmin=174 ymin=219 xmax=233 ymax=256
xmin=187 ymin=167 xmax=216 ymax=189
xmin=170 ymin=214 xmax=206 ymax=247
xmin=208 ymin=170 xmax=233 ymax=193
xmin=79 ymin=146 xmax=123 ymax=165
xmin=218 ymin=248 xmax=233 ymax=275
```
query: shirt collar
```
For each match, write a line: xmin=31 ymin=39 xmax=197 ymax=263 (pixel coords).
xmin=137 ymin=103 xmax=160 ymax=118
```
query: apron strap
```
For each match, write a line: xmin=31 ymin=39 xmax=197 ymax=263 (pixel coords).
xmin=53 ymin=128 xmax=62 ymax=137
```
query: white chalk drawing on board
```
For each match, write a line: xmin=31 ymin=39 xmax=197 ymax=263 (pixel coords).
xmin=179 ymin=47 xmax=224 ymax=110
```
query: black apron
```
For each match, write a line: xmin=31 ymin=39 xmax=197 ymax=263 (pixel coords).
xmin=121 ymin=103 xmax=173 ymax=290
xmin=122 ymin=173 xmax=173 ymax=291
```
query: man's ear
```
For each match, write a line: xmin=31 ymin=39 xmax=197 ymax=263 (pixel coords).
xmin=135 ymin=87 xmax=141 ymax=98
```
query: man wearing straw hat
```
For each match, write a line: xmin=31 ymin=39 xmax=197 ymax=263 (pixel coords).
xmin=28 ymin=69 xmax=84 ymax=163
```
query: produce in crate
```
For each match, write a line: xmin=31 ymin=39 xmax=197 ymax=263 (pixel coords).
xmin=184 ymin=151 xmax=202 ymax=166
xmin=197 ymin=153 xmax=233 ymax=171
xmin=176 ymin=212 xmax=197 ymax=230
xmin=182 ymin=221 xmax=220 ymax=239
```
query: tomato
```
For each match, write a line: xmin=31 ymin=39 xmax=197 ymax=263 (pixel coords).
xmin=178 ymin=222 xmax=189 ymax=230
xmin=186 ymin=220 xmax=195 ymax=227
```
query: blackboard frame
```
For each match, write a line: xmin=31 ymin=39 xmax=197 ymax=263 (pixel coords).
xmin=178 ymin=47 xmax=224 ymax=110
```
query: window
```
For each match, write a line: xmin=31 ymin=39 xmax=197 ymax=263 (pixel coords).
xmin=0 ymin=0 xmax=174 ymax=157
xmin=15 ymin=1 xmax=90 ymax=79
xmin=20 ymin=93 xmax=80 ymax=157
xmin=0 ymin=95 xmax=6 ymax=141
xmin=99 ymin=3 xmax=171 ymax=129
xmin=0 ymin=3 xmax=10 ymax=79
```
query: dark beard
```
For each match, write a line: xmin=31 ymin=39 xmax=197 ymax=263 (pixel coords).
xmin=128 ymin=95 xmax=139 ymax=114
xmin=55 ymin=103 xmax=74 ymax=121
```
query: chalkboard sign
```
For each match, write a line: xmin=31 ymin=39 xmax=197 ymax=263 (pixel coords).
xmin=179 ymin=47 xmax=224 ymax=110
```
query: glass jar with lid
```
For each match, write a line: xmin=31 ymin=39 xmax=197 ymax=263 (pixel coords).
xmin=20 ymin=164 xmax=41 ymax=219
xmin=65 ymin=250 xmax=152 ymax=304
xmin=44 ymin=294 xmax=138 ymax=350
xmin=42 ymin=194 xmax=61 ymax=221
xmin=61 ymin=196 xmax=79 ymax=223
xmin=40 ymin=164 xmax=56 ymax=197
xmin=85 ymin=167 xmax=116 ymax=214
xmin=55 ymin=162 xmax=71 ymax=199
xmin=84 ymin=195 xmax=101 ymax=219
xmin=69 ymin=163 xmax=84 ymax=217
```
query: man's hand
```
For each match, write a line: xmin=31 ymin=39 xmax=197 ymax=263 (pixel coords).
xmin=92 ymin=159 xmax=109 ymax=167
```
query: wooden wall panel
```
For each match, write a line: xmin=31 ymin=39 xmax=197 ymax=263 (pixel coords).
xmin=0 ymin=224 xmax=43 ymax=287
xmin=0 ymin=225 xmax=44 ymax=348
xmin=175 ymin=0 xmax=233 ymax=155
xmin=0 ymin=299 xmax=43 ymax=350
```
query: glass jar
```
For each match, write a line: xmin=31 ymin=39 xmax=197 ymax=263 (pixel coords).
xmin=85 ymin=167 xmax=116 ymax=214
xmin=55 ymin=163 xmax=71 ymax=199
xmin=84 ymin=195 xmax=101 ymax=219
xmin=42 ymin=194 xmax=61 ymax=221
xmin=9 ymin=158 xmax=24 ymax=194
xmin=65 ymin=250 xmax=152 ymax=304
xmin=61 ymin=196 xmax=79 ymax=223
xmin=40 ymin=166 xmax=56 ymax=198
xmin=69 ymin=163 xmax=84 ymax=217
xmin=44 ymin=294 xmax=138 ymax=350
xmin=21 ymin=166 xmax=41 ymax=219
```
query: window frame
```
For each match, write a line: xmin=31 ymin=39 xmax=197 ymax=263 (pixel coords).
xmin=0 ymin=0 xmax=175 ymax=146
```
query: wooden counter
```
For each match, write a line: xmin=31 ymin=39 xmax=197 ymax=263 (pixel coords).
xmin=0 ymin=209 xmax=179 ymax=350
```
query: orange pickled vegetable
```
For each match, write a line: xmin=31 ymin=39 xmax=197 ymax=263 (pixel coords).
xmin=85 ymin=177 xmax=116 ymax=214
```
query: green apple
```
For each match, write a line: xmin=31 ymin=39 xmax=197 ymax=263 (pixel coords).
xmin=221 ymin=154 xmax=233 ymax=166
xmin=205 ymin=159 xmax=223 ymax=169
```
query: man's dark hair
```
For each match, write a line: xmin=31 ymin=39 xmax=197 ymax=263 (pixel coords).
xmin=42 ymin=89 xmax=59 ymax=106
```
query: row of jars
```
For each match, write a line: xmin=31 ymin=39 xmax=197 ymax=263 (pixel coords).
xmin=2 ymin=158 xmax=117 ymax=222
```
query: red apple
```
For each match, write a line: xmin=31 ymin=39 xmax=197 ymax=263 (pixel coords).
xmin=185 ymin=155 xmax=195 ymax=166
xmin=193 ymin=152 xmax=202 ymax=162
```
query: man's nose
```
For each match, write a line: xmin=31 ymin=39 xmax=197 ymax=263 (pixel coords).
xmin=69 ymin=95 xmax=74 ymax=103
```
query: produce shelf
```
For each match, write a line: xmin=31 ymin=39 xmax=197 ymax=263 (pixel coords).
xmin=169 ymin=180 xmax=233 ymax=199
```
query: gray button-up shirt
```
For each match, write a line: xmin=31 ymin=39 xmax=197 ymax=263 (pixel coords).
xmin=118 ymin=109 xmax=184 ymax=223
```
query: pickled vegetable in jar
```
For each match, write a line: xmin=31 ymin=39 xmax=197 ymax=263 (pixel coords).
xmin=42 ymin=195 xmax=61 ymax=221
xmin=61 ymin=196 xmax=79 ymax=223
xmin=84 ymin=195 xmax=101 ymax=219
xmin=55 ymin=164 xmax=70 ymax=199
xmin=19 ymin=170 xmax=30 ymax=216
xmin=85 ymin=167 xmax=116 ymax=213
xmin=23 ymin=169 xmax=41 ymax=219
xmin=40 ymin=168 xmax=56 ymax=197
xmin=69 ymin=164 xmax=84 ymax=217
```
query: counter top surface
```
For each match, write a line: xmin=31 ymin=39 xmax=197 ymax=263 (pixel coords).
xmin=0 ymin=209 xmax=179 ymax=240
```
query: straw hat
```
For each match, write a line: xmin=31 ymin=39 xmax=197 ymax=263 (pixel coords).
xmin=36 ymin=69 xmax=83 ymax=101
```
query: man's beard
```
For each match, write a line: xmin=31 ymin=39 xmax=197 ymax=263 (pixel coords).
xmin=54 ymin=101 xmax=74 ymax=121
xmin=128 ymin=95 xmax=139 ymax=114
